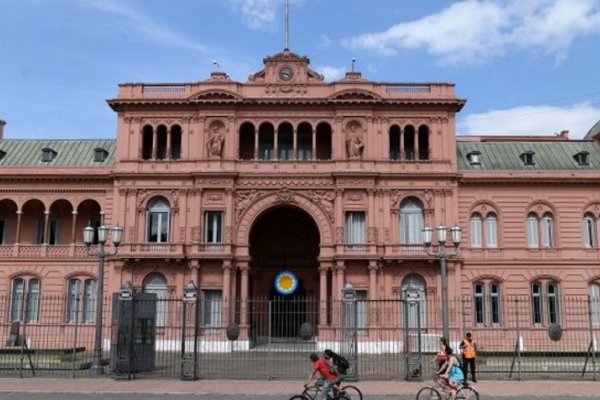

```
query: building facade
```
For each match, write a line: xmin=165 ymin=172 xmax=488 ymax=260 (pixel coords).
xmin=1 ymin=49 xmax=600 ymax=345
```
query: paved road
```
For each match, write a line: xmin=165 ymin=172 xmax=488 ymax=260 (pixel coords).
xmin=0 ymin=395 xmax=597 ymax=400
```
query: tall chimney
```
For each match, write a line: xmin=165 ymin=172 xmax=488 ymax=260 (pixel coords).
xmin=0 ymin=119 xmax=5 ymax=140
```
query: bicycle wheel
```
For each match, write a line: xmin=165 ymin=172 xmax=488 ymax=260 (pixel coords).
xmin=289 ymin=396 xmax=310 ymax=400
xmin=416 ymin=386 xmax=442 ymax=400
xmin=302 ymin=385 xmax=320 ymax=400
xmin=337 ymin=395 xmax=351 ymax=400
xmin=340 ymin=385 xmax=363 ymax=400
xmin=457 ymin=386 xmax=479 ymax=400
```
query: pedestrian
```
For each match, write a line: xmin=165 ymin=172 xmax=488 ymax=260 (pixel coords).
xmin=459 ymin=332 xmax=477 ymax=382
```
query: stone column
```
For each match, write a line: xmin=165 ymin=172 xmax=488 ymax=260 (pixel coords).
xmin=71 ymin=211 xmax=78 ymax=244
xmin=43 ymin=210 xmax=50 ymax=244
xmin=166 ymin=126 xmax=172 ymax=160
xmin=274 ymin=128 xmax=279 ymax=160
xmin=152 ymin=127 xmax=157 ymax=159
xmin=311 ymin=126 xmax=316 ymax=160
xmin=222 ymin=261 xmax=232 ymax=323
xmin=240 ymin=263 xmax=249 ymax=326
xmin=399 ymin=126 xmax=404 ymax=160
xmin=15 ymin=210 xmax=22 ymax=244
xmin=292 ymin=128 xmax=298 ymax=160
xmin=319 ymin=266 xmax=328 ymax=326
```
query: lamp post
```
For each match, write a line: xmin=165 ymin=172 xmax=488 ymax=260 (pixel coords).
xmin=83 ymin=224 xmax=123 ymax=375
xmin=423 ymin=224 xmax=461 ymax=341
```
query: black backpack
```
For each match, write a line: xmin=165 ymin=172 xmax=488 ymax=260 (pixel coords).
xmin=336 ymin=355 xmax=350 ymax=374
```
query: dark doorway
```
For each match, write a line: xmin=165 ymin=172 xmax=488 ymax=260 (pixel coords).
xmin=248 ymin=206 xmax=320 ymax=342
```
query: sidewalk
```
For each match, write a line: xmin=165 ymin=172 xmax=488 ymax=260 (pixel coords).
xmin=0 ymin=378 xmax=598 ymax=397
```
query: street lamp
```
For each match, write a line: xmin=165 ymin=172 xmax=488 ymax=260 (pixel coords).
xmin=83 ymin=224 xmax=123 ymax=375
xmin=423 ymin=224 xmax=461 ymax=341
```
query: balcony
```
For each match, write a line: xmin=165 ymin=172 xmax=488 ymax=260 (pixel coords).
xmin=186 ymin=242 xmax=232 ymax=259
xmin=119 ymin=243 xmax=186 ymax=259
xmin=0 ymin=244 xmax=91 ymax=258
xmin=384 ymin=244 xmax=428 ymax=258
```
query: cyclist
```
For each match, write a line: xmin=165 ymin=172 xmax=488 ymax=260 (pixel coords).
xmin=436 ymin=346 xmax=464 ymax=400
xmin=304 ymin=352 xmax=337 ymax=400
xmin=323 ymin=349 xmax=349 ymax=397
xmin=432 ymin=336 xmax=448 ymax=372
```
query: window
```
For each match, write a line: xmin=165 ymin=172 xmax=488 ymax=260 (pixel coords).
xmin=35 ymin=218 xmax=59 ymax=245
xmin=473 ymin=281 xmax=502 ymax=326
xmin=10 ymin=278 xmax=40 ymax=322
xmin=356 ymin=290 xmax=368 ymax=334
xmin=201 ymin=290 xmax=222 ymax=331
xmin=531 ymin=280 xmax=560 ymax=325
xmin=0 ymin=150 xmax=6 ymax=161
xmin=144 ymin=273 xmax=168 ymax=327
xmin=520 ymin=151 xmax=535 ymax=166
xmin=583 ymin=213 xmax=595 ymax=247
xmin=542 ymin=213 xmax=554 ymax=248
xmin=467 ymin=151 xmax=481 ymax=166
xmin=204 ymin=211 xmax=223 ymax=243
xmin=474 ymin=283 xmax=485 ymax=324
xmin=41 ymin=148 xmax=57 ymax=162
xmin=146 ymin=197 xmax=170 ymax=243
xmin=574 ymin=151 xmax=590 ymax=166
xmin=400 ymin=198 xmax=424 ymax=244
xmin=470 ymin=213 xmax=482 ymax=248
xmin=93 ymin=148 xmax=108 ymax=162
xmin=345 ymin=212 xmax=365 ymax=245
xmin=66 ymin=278 xmax=96 ymax=323
xmin=401 ymin=274 xmax=427 ymax=328
xmin=590 ymin=282 xmax=600 ymax=328
xmin=527 ymin=213 xmax=539 ymax=247
xmin=486 ymin=213 xmax=498 ymax=247
xmin=0 ymin=219 xmax=7 ymax=244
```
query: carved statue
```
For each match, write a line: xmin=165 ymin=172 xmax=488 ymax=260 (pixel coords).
xmin=206 ymin=126 xmax=224 ymax=157
xmin=345 ymin=124 xmax=364 ymax=159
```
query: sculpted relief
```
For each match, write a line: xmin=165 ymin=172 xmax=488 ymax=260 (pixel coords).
xmin=206 ymin=121 xmax=225 ymax=158
xmin=345 ymin=121 xmax=364 ymax=159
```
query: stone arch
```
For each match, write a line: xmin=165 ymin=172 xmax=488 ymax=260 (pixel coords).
xmin=236 ymin=192 xmax=333 ymax=246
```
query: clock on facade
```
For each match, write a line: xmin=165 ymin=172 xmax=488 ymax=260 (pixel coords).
xmin=278 ymin=66 xmax=294 ymax=82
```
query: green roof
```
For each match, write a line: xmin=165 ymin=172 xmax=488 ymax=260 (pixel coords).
xmin=457 ymin=141 xmax=600 ymax=171
xmin=0 ymin=139 xmax=115 ymax=167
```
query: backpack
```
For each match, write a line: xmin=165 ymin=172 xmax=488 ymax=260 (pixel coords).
xmin=336 ymin=355 xmax=350 ymax=374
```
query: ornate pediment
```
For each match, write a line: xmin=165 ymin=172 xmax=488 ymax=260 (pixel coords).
xmin=248 ymin=49 xmax=324 ymax=84
xmin=189 ymin=89 xmax=243 ymax=102
xmin=328 ymin=89 xmax=382 ymax=102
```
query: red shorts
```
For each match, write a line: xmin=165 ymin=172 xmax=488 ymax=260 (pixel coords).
xmin=440 ymin=376 xmax=457 ymax=390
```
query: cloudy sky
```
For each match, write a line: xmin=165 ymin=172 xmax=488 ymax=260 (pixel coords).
xmin=1 ymin=0 xmax=599 ymax=139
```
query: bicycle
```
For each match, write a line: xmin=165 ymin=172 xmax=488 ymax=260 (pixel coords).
xmin=416 ymin=376 xmax=479 ymax=400
xmin=301 ymin=382 xmax=360 ymax=400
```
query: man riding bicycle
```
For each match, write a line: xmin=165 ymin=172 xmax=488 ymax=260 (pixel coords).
xmin=304 ymin=352 xmax=337 ymax=400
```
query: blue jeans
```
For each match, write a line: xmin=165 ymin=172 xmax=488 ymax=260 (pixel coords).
xmin=315 ymin=377 xmax=335 ymax=400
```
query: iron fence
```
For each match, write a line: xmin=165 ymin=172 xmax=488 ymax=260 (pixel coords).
xmin=0 ymin=293 xmax=599 ymax=380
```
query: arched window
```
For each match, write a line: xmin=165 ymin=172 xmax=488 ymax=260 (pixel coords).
xmin=470 ymin=213 xmax=482 ymax=248
xmin=583 ymin=213 xmax=595 ymax=247
xmin=486 ymin=213 xmax=498 ymax=247
xmin=142 ymin=125 xmax=153 ymax=160
xmin=389 ymin=125 xmax=401 ymax=160
xmin=542 ymin=213 xmax=555 ymax=248
xmin=170 ymin=125 xmax=182 ymax=160
xmin=10 ymin=278 xmax=40 ymax=322
xmin=146 ymin=197 xmax=170 ymax=243
xmin=527 ymin=213 xmax=539 ymax=247
xmin=400 ymin=198 xmax=424 ymax=244
xmin=66 ymin=278 xmax=96 ymax=324
xmin=144 ymin=273 xmax=168 ymax=327
xmin=258 ymin=123 xmax=274 ymax=160
xmin=401 ymin=274 xmax=427 ymax=328
xmin=473 ymin=280 xmax=502 ymax=326
xmin=531 ymin=280 xmax=560 ymax=325
xmin=156 ymin=125 xmax=168 ymax=160
xmin=418 ymin=125 xmax=429 ymax=160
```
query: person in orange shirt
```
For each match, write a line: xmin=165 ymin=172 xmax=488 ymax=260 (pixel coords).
xmin=459 ymin=332 xmax=477 ymax=383
xmin=304 ymin=352 xmax=338 ymax=399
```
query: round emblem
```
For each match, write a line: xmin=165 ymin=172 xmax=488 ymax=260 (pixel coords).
xmin=278 ymin=66 xmax=294 ymax=82
xmin=274 ymin=270 xmax=299 ymax=295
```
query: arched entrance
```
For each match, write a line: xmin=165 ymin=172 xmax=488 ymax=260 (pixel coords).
xmin=248 ymin=206 xmax=320 ymax=340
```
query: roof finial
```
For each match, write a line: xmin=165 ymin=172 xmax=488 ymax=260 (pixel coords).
xmin=351 ymin=57 xmax=356 ymax=72
xmin=284 ymin=0 xmax=289 ymax=51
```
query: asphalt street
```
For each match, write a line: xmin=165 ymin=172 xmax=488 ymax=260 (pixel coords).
xmin=0 ymin=394 xmax=597 ymax=400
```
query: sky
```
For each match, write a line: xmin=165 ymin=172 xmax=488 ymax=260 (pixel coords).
xmin=1 ymin=0 xmax=600 ymax=140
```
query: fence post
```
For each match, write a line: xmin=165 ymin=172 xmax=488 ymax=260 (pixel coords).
xmin=461 ymin=296 xmax=468 ymax=339
xmin=341 ymin=283 xmax=358 ymax=380
xmin=509 ymin=298 xmax=522 ymax=380
xmin=180 ymin=281 xmax=199 ymax=381
xmin=582 ymin=295 xmax=597 ymax=380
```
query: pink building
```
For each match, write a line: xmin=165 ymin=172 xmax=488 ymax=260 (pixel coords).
xmin=1 ymin=49 xmax=600 ymax=359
